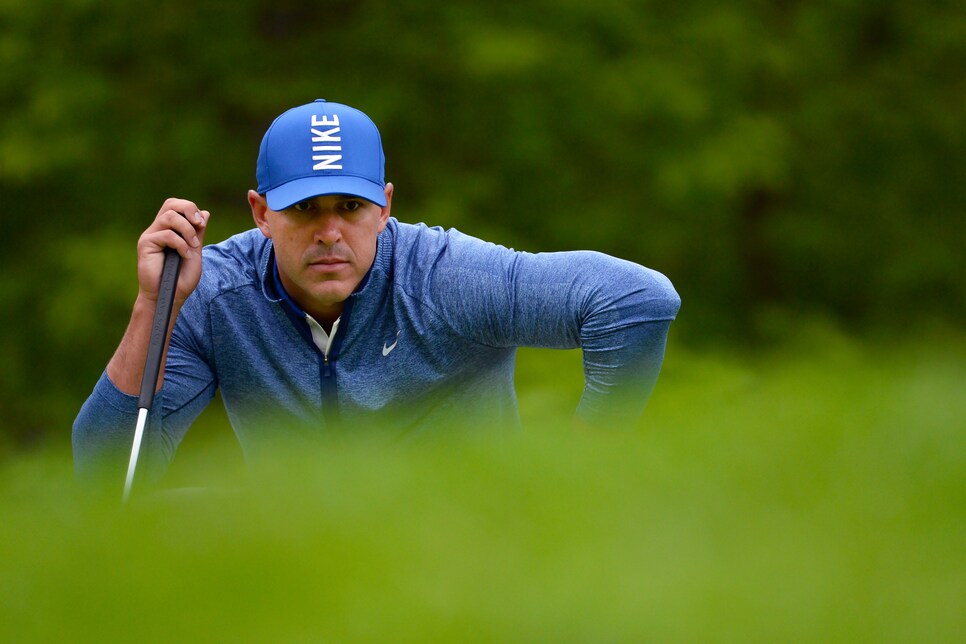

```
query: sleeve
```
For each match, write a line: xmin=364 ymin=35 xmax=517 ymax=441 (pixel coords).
xmin=431 ymin=231 xmax=681 ymax=425
xmin=71 ymin=291 xmax=218 ymax=487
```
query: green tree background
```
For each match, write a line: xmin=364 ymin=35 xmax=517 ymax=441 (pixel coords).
xmin=0 ymin=0 xmax=962 ymax=450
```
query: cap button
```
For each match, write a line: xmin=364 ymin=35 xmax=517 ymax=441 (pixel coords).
xmin=314 ymin=98 xmax=327 ymax=103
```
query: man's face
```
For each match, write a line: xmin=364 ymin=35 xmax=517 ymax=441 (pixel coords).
xmin=250 ymin=184 xmax=392 ymax=322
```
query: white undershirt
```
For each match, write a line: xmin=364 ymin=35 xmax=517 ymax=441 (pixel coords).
xmin=304 ymin=314 xmax=341 ymax=358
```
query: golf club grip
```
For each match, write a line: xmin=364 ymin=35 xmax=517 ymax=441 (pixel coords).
xmin=137 ymin=247 xmax=183 ymax=409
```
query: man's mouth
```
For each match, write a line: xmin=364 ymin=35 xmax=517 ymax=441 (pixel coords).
xmin=308 ymin=257 xmax=350 ymax=271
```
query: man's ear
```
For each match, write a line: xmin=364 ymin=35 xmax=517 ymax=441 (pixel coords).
xmin=377 ymin=183 xmax=394 ymax=233
xmin=249 ymin=190 xmax=272 ymax=239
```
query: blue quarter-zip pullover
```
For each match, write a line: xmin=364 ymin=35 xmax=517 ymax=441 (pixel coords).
xmin=73 ymin=218 xmax=680 ymax=479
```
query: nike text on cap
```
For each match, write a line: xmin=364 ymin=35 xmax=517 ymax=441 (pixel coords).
xmin=256 ymin=99 xmax=387 ymax=210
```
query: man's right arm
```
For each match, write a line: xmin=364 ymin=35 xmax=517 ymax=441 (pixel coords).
xmin=106 ymin=199 xmax=210 ymax=395
xmin=72 ymin=199 xmax=212 ymax=485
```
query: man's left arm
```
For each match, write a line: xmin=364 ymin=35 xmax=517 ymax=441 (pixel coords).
xmin=436 ymin=233 xmax=681 ymax=426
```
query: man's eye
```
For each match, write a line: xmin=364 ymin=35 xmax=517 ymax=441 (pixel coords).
xmin=341 ymin=200 xmax=362 ymax=212
xmin=293 ymin=201 xmax=313 ymax=212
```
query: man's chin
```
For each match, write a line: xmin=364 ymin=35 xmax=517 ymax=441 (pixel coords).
xmin=309 ymin=284 xmax=353 ymax=306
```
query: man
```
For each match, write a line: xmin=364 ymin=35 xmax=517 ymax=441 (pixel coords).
xmin=73 ymin=99 xmax=681 ymax=481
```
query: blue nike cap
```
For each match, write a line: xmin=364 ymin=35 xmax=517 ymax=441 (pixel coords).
xmin=256 ymin=99 xmax=387 ymax=210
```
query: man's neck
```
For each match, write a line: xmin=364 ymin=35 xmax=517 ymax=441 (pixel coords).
xmin=310 ymin=309 xmax=340 ymax=335
xmin=272 ymin=261 xmax=343 ymax=332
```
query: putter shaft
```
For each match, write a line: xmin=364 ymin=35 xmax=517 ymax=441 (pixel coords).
xmin=123 ymin=247 xmax=182 ymax=501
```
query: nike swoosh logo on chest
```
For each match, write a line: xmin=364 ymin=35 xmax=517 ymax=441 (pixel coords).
xmin=382 ymin=331 xmax=401 ymax=356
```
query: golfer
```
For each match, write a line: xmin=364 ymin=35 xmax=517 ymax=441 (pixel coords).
xmin=73 ymin=99 xmax=681 ymax=479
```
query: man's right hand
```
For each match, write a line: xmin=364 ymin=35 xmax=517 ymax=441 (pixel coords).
xmin=106 ymin=199 xmax=210 ymax=396
xmin=137 ymin=198 xmax=210 ymax=304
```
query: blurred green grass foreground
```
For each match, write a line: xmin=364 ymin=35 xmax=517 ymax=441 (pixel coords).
xmin=1 ymin=326 xmax=964 ymax=641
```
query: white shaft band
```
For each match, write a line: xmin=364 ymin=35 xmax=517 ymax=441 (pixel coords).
xmin=123 ymin=407 xmax=149 ymax=502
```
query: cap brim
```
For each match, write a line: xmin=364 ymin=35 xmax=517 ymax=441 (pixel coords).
xmin=266 ymin=175 xmax=387 ymax=210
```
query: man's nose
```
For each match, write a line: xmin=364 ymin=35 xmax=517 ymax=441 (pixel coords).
xmin=313 ymin=212 xmax=342 ymax=246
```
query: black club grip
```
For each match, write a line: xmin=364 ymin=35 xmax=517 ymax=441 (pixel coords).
xmin=137 ymin=247 xmax=183 ymax=409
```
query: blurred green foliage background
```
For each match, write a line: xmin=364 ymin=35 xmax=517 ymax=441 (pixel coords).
xmin=1 ymin=2 xmax=964 ymax=638
xmin=0 ymin=0 xmax=963 ymax=446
